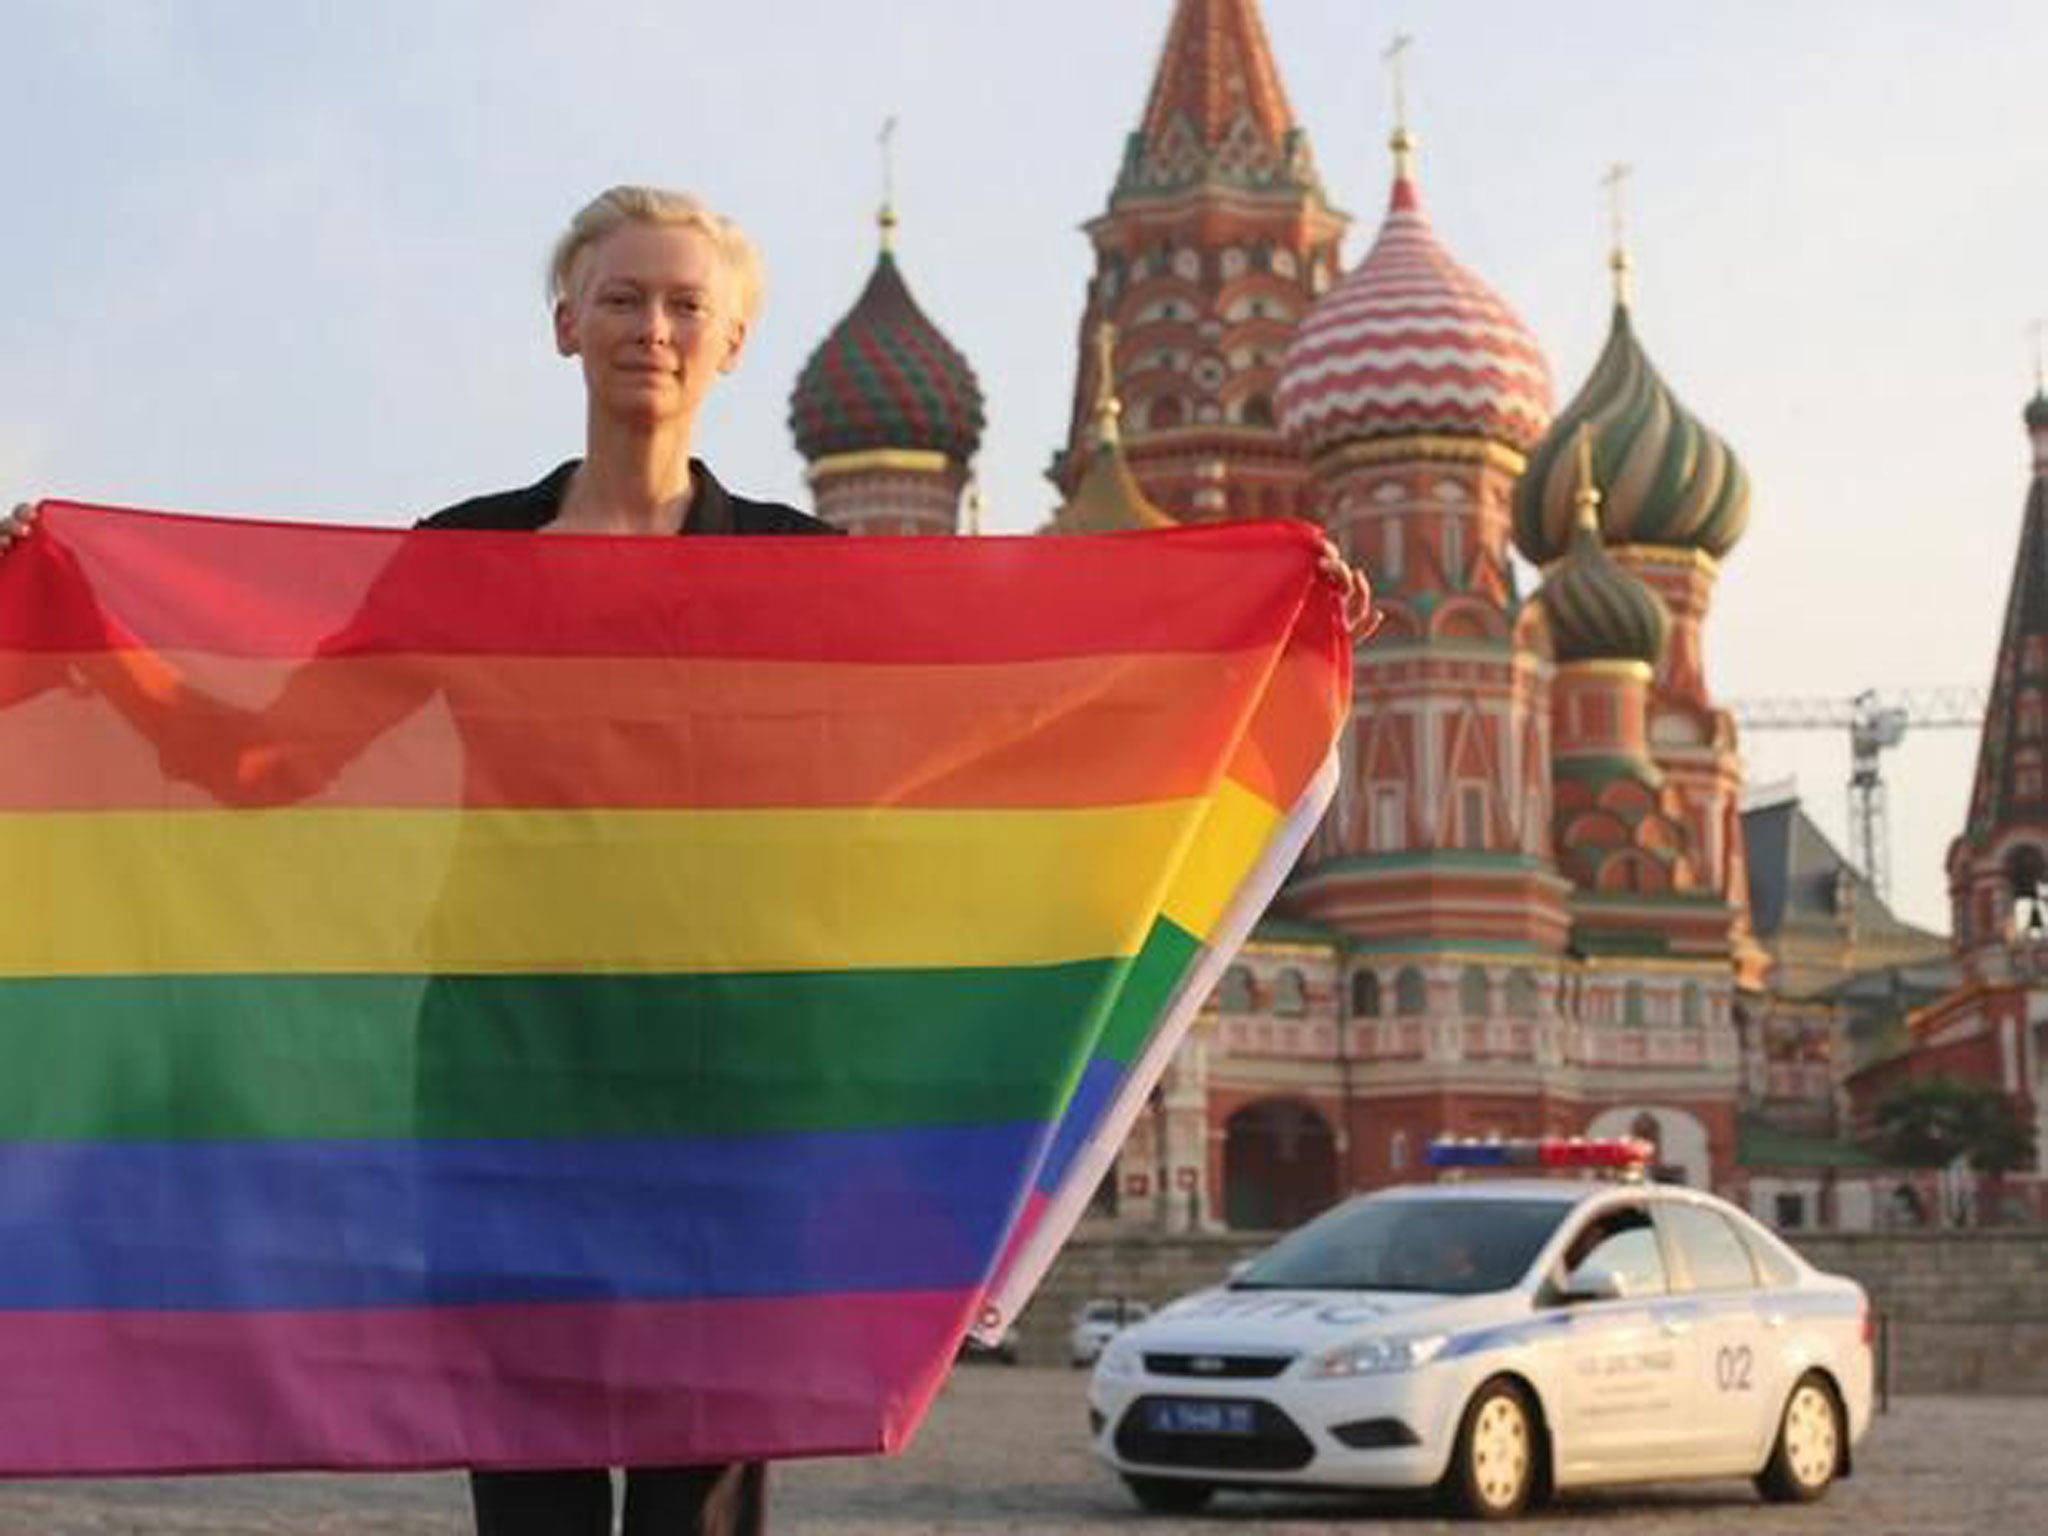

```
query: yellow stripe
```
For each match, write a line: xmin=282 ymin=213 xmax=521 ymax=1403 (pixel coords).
xmin=3 ymin=803 xmax=1214 ymax=977
xmin=1161 ymin=776 xmax=1283 ymax=942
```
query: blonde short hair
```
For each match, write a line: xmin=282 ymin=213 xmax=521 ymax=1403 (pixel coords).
xmin=547 ymin=186 xmax=765 ymax=327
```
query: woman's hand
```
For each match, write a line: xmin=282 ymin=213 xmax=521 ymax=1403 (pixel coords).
xmin=1316 ymin=537 xmax=1380 ymax=638
xmin=1 ymin=503 xmax=36 ymax=554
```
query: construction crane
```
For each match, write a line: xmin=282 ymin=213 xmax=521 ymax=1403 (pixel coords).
xmin=1728 ymin=688 xmax=1986 ymax=903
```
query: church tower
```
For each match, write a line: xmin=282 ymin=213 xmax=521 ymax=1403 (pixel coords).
xmin=1274 ymin=112 xmax=1565 ymax=956
xmin=789 ymin=202 xmax=985 ymax=535
xmin=1052 ymin=0 xmax=1347 ymax=521
xmin=1513 ymin=220 xmax=1765 ymax=986
xmin=1948 ymin=389 xmax=2048 ymax=979
xmin=1849 ymin=390 xmax=2048 ymax=1179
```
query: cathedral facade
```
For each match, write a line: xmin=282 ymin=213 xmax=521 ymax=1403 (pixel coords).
xmin=788 ymin=0 xmax=1801 ymax=1231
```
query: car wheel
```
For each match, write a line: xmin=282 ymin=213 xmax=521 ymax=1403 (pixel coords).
xmin=1756 ymin=1372 xmax=1842 ymax=1503
xmin=1121 ymin=1474 xmax=1215 ymax=1514
xmin=1443 ymin=1378 xmax=1538 ymax=1520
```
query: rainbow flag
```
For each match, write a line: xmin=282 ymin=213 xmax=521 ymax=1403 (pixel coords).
xmin=0 ymin=501 xmax=1347 ymax=1475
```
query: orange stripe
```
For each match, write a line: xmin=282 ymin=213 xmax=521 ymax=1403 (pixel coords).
xmin=1221 ymin=598 xmax=1347 ymax=810
xmin=0 ymin=648 xmax=1273 ymax=810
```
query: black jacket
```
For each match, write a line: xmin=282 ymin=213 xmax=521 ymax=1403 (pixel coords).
xmin=421 ymin=459 xmax=837 ymax=538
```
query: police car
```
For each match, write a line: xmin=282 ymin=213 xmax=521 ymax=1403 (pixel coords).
xmin=1088 ymin=1138 xmax=1873 ymax=1519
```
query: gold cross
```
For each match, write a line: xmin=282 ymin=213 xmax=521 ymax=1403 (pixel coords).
xmin=878 ymin=116 xmax=900 ymax=249
xmin=1602 ymin=163 xmax=1634 ymax=304
xmin=1382 ymin=34 xmax=1414 ymax=134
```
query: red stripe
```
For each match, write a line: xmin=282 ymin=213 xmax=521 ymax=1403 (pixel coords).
xmin=2 ymin=505 xmax=1325 ymax=663
xmin=0 ymin=1290 xmax=970 ymax=1474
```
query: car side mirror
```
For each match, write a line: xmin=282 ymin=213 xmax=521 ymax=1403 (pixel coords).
xmin=1225 ymin=1259 xmax=1252 ymax=1282
xmin=1560 ymin=1264 xmax=1626 ymax=1304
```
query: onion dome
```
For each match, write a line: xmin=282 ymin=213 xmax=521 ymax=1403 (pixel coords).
xmin=2027 ymin=388 xmax=2048 ymax=439
xmin=1513 ymin=294 xmax=1749 ymax=566
xmin=1051 ymin=324 xmax=1177 ymax=535
xmin=789 ymin=212 xmax=985 ymax=464
xmin=1538 ymin=429 xmax=1671 ymax=665
xmin=1276 ymin=131 xmax=1553 ymax=460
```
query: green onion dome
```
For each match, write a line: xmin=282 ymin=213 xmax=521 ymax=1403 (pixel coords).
xmin=789 ymin=241 xmax=985 ymax=464
xmin=1537 ymin=449 xmax=1671 ymax=666
xmin=2026 ymin=389 xmax=2048 ymax=434
xmin=1513 ymin=303 xmax=1748 ymax=565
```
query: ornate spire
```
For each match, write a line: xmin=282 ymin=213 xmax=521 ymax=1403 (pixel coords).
xmin=1051 ymin=323 xmax=1176 ymax=535
xmin=1114 ymin=0 xmax=1320 ymax=203
xmin=1603 ymin=162 xmax=1634 ymax=308
xmin=1960 ymin=395 xmax=2048 ymax=846
xmin=1384 ymin=33 xmax=1417 ymax=185
xmin=877 ymin=116 xmax=900 ymax=254
xmin=2027 ymin=321 xmax=2048 ymax=473
xmin=1087 ymin=320 xmax=1123 ymax=449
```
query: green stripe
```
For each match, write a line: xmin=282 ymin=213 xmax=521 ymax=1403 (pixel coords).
xmin=1093 ymin=918 xmax=1201 ymax=1067
xmin=0 ymin=963 xmax=1126 ymax=1141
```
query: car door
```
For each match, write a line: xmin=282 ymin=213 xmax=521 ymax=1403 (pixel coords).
xmin=1543 ymin=1199 xmax=1702 ymax=1478
xmin=1654 ymin=1199 xmax=1779 ymax=1471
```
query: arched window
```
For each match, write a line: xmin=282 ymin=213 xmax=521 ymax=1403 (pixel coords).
xmin=1681 ymin=981 xmax=1704 ymax=1028
xmin=1218 ymin=966 xmax=1254 ymax=1013
xmin=1623 ymin=981 xmax=1646 ymax=1027
xmin=1351 ymin=970 xmax=1382 ymax=1018
xmin=1394 ymin=967 xmax=1428 ymax=1016
xmin=1240 ymin=394 xmax=1274 ymax=427
xmin=1459 ymin=966 xmax=1491 ymax=1018
xmin=1389 ymin=1130 xmax=1409 ymax=1172
xmin=1505 ymin=969 xmax=1538 ymax=1018
xmin=1273 ymin=968 xmax=1308 ymax=1017
xmin=1148 ymin=396 xmax=1185 ymax=431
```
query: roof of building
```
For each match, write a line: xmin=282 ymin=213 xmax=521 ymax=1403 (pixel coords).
xmin=788 ymin=235 xmax=984 ymax=464
xmin=1736 ymin=1113 xmax=1884 ymax=1170
xmin=1275 ymin=141 xmax=1552 ymax=460
xmin=1513 ymin=301 xmax=1749 ymax=565
xmin=1113 ymin=0 xmax=1323 ymax=204
xmin=1741 ymin=796 xmax=1944 ymax=951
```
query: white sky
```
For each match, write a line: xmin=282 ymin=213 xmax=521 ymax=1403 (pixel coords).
xmin=4 ymin=0 xmax=2044 ymax=935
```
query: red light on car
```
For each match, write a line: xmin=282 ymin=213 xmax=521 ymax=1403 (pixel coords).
xmin=1427 ymin=1136 xmax=1651 ymax=1171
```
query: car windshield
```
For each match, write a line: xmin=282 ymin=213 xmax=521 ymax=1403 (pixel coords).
xmin=1229 ymin=1196 xmax=1574 ymax=1295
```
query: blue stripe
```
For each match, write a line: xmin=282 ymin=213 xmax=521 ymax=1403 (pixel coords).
xmin=1440 ymin=1312 xmax=1572 ymax=1360
xmin=0 ymin=1123 xmax=1042 ymax=1310
xmin=1035 ymin=1055 xmax=1123 ymax=1194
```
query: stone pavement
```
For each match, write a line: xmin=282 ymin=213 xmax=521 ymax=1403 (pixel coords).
xmin=0 ymin=1367 xmax=2039 ymax=1534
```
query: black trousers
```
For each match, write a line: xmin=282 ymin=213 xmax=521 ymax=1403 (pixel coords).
xmin=469 ymin=1462 xmax=767 ymax=1536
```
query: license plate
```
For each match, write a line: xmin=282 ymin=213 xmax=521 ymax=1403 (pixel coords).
xmin=1144 ymin=1399 xmax=1258 ymax=1435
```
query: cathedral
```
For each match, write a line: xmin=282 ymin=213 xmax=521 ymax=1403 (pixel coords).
xmin=781 ymin=0 xmax=2045 ymax=1232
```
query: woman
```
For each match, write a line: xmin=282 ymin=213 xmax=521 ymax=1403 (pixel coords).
xmin=2 ymin=185 xmax=1373 ymax=1536
xmin=4 ymin=185 xmax=828 ymax=1536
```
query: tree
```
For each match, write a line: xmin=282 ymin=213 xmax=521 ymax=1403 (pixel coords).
xmin=1871 ymin=1076 xmax=2036 ymax=1174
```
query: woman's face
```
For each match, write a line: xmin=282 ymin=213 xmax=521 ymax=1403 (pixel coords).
xmin=554 ymin=221 xmax=745 ymax=430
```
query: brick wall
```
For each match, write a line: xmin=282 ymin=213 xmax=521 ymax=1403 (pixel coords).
xmin=1797 ymin=1230 xmax=2048 ymax=1395
xmin=1017 ymin=1227 xmax=2048 ymax=1394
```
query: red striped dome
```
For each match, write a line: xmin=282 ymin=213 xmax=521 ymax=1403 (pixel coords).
xmin=1278 ymin=163 xmax=1551 ymax=459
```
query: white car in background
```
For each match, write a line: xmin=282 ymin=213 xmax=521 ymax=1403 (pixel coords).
xmin=1069 ymin=1298 xmax=1153 ymax=1367
xmin=1087 ymin=1140 xmax=1873 ymax=1519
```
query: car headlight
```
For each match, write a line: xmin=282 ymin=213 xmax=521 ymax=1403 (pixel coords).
xmin=1096 ymin=1336 xmax=1143 ymax=1378
xmin=1306 ymin=1332 xmax=1448 ymax=1379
